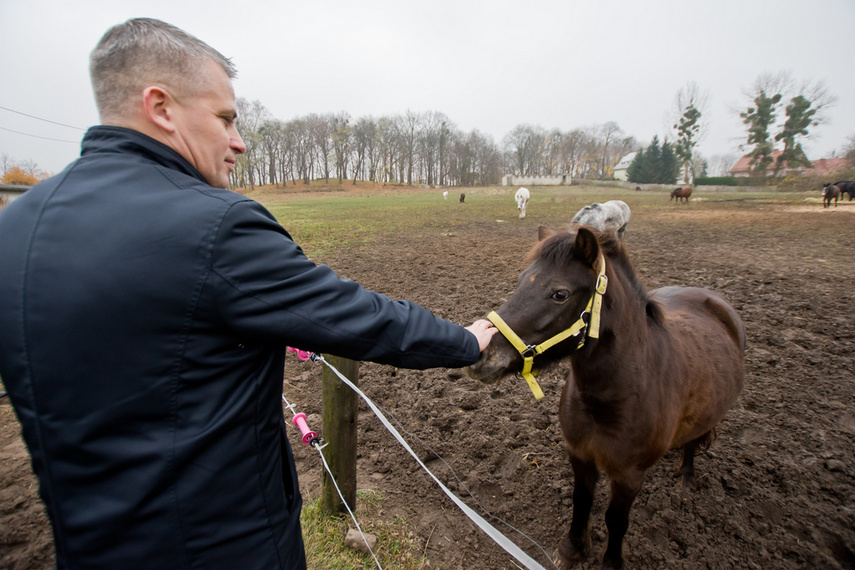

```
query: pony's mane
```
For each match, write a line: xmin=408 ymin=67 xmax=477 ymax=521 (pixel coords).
xmin=526 ymin=227 xmax=622 ymax=265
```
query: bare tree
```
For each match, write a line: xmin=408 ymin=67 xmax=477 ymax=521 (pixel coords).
xmin=233 ymin=98 xmax=271 ymax=189
xmin=503 ymin=124 xmax=547 ymax=176
xmin=0 ymin=153 xmax=14 ymax=177
xmin=307 ymin=114 xmax=333 ymax=183
xmin=350 ymin=116 xmax=376 ymax=183
xmin=670 ymin=81 xmax=710 ymax=183
xmin=708 ymin=153 xmax=740 ymax=177
xmin=330 ymin=112 xmax=352 ymax=183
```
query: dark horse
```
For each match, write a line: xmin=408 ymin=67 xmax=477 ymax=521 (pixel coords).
xmin=466 ymin=226 xmax=745 ymax=569
xmin=823 ymin=183 xmax=840 ymax=208
xmin=831 ymin=180 xmax=855 ymax=201
xmin=670 ymin=187 xmax=692 ymax=203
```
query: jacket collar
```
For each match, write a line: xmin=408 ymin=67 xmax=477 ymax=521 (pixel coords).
xmin=81 ymin=126 xmax=208 ymax=185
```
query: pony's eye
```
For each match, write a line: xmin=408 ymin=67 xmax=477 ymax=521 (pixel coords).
xmin=551 ymin=290 xmax=569 ymax=303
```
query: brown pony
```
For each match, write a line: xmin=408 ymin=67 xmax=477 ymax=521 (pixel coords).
xmin=670 ymin=187 xmax=692 ymax=203
xmin=823 ymin=183 xmax=840 ymax=208
xmin=466 ymin=226 xmax=745 ymax=569
xmin=832 ymin=180 xmax=855 ymax=201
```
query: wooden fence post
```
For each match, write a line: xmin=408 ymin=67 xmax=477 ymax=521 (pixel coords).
xmin=320 ymin=354 xmax=359 ymax=515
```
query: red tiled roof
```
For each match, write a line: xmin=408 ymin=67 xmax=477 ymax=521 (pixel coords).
xmin=730 ymin=150 xmax=848 ymax=177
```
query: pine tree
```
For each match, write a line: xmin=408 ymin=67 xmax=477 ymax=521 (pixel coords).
xmin=674 ymin=104 xmax=701 ymax=183
xmin=740 ymin=90 xmax=782 ymax=174
xmin=627 ymin=147 xmax=646 ymax=183
xmin=659 ymin=142 xmax=679 ymax=184
xmin=775 ymin=95 xmax=815 ymax=171
xmin=628 ymin=136 xmax=678 ymax=184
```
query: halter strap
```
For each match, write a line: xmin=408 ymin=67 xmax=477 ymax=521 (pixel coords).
xmin=487 ymin=253 xmax=608 ymax=400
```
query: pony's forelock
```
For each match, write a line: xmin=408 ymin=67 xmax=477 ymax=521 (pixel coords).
xmin=527 ymin=227 xmax=621 ymax=266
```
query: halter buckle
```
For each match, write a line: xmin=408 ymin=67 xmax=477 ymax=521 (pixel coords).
xmin=596 ymin=273 xmax=609 ymax=295
xmin=521 ymin=345 xmax=538 ymax=359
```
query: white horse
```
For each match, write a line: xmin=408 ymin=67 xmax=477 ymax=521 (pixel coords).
xmin=570 ymin=200 xmax=631 ymax=241
xmin=442 ymin=190 xmax=448 ymax=200
xmin=515 ymin=187 xmax=530 ymax=219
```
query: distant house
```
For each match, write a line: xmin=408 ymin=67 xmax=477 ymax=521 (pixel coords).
xmin=612 ymin=152 xmax=637 ymax=181
xmin=501 ymin=174 xmax=571 ymax=186
xmin=730 ymin=150 xmax=848 ymax=178
xmin=0 ymin=184 xmax=30 ymax=203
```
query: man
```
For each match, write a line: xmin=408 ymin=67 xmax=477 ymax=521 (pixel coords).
xmin=0 ymin=18 xmax=496 ymax=569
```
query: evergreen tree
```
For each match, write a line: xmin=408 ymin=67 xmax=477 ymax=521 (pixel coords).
xmin=627 ymin=136 xmax=678 ymax=184
xmin=658 ymin=141 xmax=679 ymax=184
xmin=774 ymin=95 xmax=815 ymax=171
xmin=674 ymin=104 xmax=702 ymax=183
xmin=740 ymin=90 xmax=782 ymax=174
xmin=626 ymin=147 xmax=646 ymax=183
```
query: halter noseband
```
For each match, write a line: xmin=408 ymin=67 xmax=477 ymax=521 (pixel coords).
xmin=486 ymin=253 xmax=608 ymax=400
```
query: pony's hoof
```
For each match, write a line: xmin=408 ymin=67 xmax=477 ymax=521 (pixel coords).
xmin=681 ymin=473 xmax=699 ymax=491
xmin=557 ymin=537 xmax=588 ymax=566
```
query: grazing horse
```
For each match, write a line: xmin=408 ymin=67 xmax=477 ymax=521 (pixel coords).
xmin=670 ymin=187 xmax=692 ymax=204
xmin=459 ymin=192 xmax=466 ymax=203
xmin=832 ymin=180 xmax=855 ymax=201
xmin=465 ymin=226 xmax=745 ymax=569
xmin=823 ymin=183 xmax=840 ymax=208
xmin=515 ymin=187 xmax=531 ymax=219
xmin=570 ymin=200 xmax=631 ymax=242
xmin=443 ymin=190 xmax=448 ymax=200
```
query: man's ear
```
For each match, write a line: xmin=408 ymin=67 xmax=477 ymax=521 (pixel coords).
xmin=142 ymin=86 xmax=176 ymax=134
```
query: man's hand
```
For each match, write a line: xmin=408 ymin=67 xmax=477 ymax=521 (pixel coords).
xmin=465 ymin=319 xmax=498 ymax=352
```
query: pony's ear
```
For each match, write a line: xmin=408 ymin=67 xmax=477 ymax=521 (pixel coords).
xmin=573 ymin=227 xmax=600 ymax=268
xmin=538 ymin=225 xmax=557 ymax=242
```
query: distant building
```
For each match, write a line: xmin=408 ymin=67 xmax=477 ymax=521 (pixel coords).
xmin=612 ymin=152 xmax=637 ymax=181
xmin=0 ymin=184 xmax=30 ymax=203
xmin=501 ymin=174 xmax=571 ymax=186
xmin=730 ymin=150 xmax=849 ymax=178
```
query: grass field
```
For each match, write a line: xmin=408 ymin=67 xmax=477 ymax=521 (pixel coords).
xmin=241 ymin=183 xmax=827 ymax=258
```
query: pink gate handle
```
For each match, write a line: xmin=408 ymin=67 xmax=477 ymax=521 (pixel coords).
xmin=292 ymin=412 xmax=318 ymax=445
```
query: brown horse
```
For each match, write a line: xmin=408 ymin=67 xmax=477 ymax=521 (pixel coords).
xmin=466 ymin=226 xmax=745 ymax=569
xmin=831 ymin=180 xmax=854 ymax=201
xmin=670 ymin=187 xmax=692 ymax=203
xmin=823 ymin=183 xmax=840 ymax=208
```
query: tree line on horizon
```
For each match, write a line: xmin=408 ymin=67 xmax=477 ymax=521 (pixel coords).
xmin=230 ymin=98 xmax=642 ymax=190
xmin=3 ymin=74 xmax=849 ymax=189
xmin=230 ymin=74 xmax=843 ymax=190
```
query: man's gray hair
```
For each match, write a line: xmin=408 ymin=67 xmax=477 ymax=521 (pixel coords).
xmin=90 ymin=18 xmax=237 ymax=122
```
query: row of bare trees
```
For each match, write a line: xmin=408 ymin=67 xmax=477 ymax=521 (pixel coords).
xmin=229 ymin=98 xmax=639 ymax=189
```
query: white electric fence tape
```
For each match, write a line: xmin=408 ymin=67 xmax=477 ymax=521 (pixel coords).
xmin=282 ymin=394 xmax=383 ymax=569
xmin=313 ymin=354 xmax=549 ymax=570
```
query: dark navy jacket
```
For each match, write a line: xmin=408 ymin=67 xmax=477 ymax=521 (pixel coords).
xmin=0 ymin=126 xmax=479 ymax=569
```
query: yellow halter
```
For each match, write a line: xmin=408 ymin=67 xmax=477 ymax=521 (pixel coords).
xmin=486 ymin=253 xmax=608 ymax=400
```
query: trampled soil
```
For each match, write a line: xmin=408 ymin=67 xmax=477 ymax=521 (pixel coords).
xmin=2 ymin=194 xmax=854 ymax=569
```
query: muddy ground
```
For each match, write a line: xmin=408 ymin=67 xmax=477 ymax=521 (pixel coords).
xmin=2 ymin=195 xmax=854 ymax=569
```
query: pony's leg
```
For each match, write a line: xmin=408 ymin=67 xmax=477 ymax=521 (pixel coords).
xmin=680 ymin=440 xmax=699 ymax=490
xmin=558 ymin=455 xmax=598 ymax=564
xmin=602 ymin=471 xmax=645 ymax=570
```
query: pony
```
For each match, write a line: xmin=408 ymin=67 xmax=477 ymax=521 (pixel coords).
xmin=443 ymin=190 xmax=448 ymax=200
xmin=570 ymin=200 xmax=631 ymax=242
xmin=465 ymin=225 xmax=745 ymax=569
xmin=460 ymin=192 xmax=466 ymax=203
xmin=515 ymin=187 xmax=531 ymax=219
xmin=823 ymin=183 xmax=840 ymax=208
xmin=831 ymin=180 xmax=855 ymax=201
xmin=670 ymin=187 xmax=692 ymax=204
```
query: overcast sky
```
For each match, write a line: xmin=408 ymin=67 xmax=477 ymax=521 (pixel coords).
xmin=1 ymin=0 xmax=852 ymax=176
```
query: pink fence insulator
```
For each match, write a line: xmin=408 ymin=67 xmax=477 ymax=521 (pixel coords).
xmin=292 ymin=412 xmax=318 ymax=445
xmin=287 ymin=346 xmax=311 ymax=361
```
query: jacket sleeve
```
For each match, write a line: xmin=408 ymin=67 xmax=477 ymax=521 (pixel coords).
xmin=208 ymin=199 xmax=480 ymax=369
